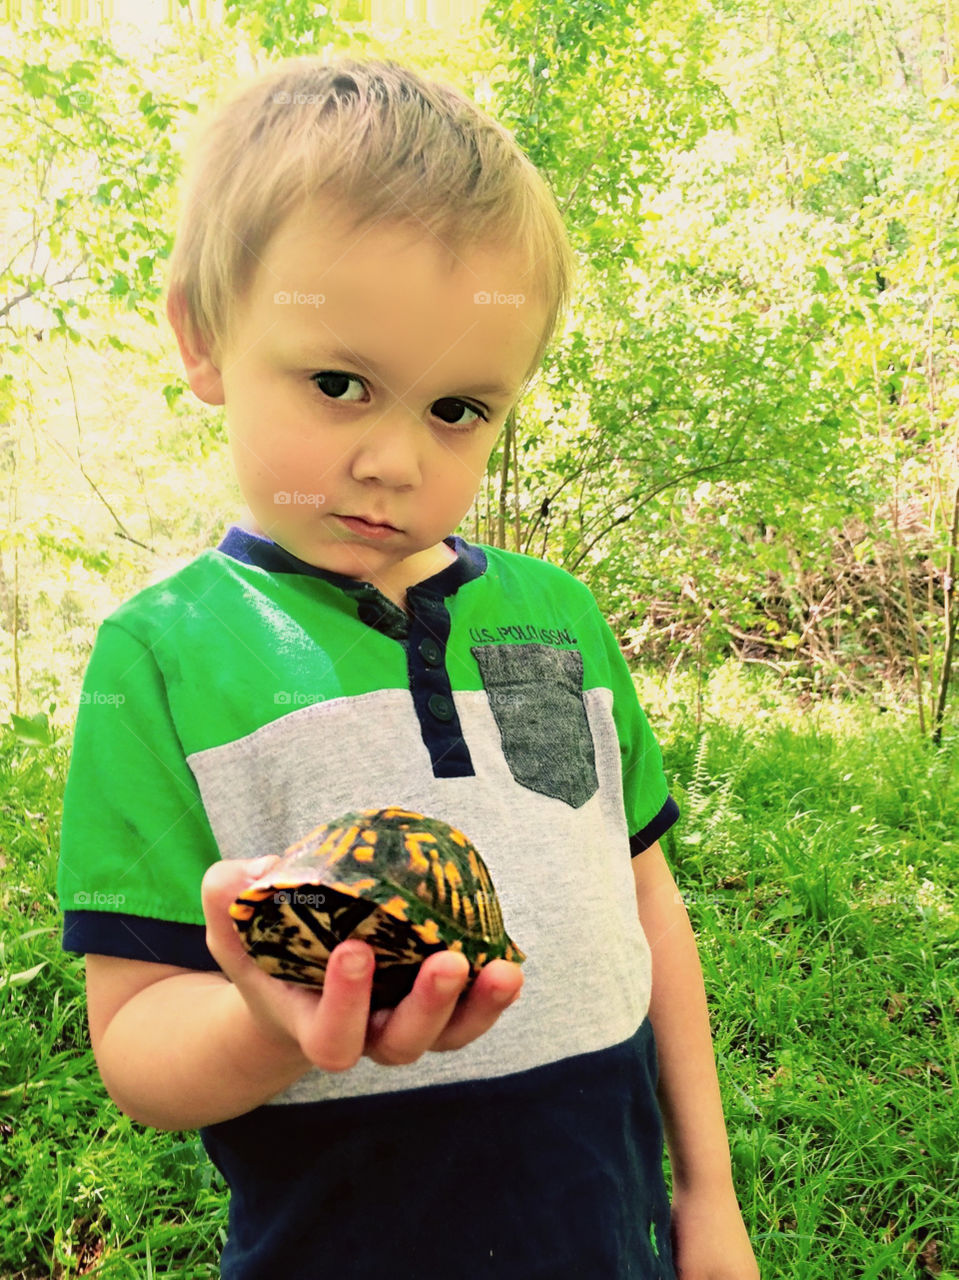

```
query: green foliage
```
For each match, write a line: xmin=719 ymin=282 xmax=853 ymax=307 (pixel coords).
xmin=482 ymin=0 xmax=732 ymax=253
xmin=2 ymin=0 xmax=957 ymax=737
xmin=0 ymin=25 xmax=192 ymax=354
xmin=0 ymin=724 xmax=225 ymax=1277
xmin=218 ymin=0 xmax=365 ymax=55
xmin=514 ymin=0 xmax=959 ymax=739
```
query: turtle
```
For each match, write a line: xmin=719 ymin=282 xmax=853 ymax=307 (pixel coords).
xmin=229 ymin=806 xmax=525 ymax=1010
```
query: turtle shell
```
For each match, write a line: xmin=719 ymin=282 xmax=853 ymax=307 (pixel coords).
xmin=229 ymin=807 xmax=525 ymax=1010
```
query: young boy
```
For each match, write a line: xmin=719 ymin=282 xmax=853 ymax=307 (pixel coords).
xmin=57 ymin=57 xmax=759 ymax=1279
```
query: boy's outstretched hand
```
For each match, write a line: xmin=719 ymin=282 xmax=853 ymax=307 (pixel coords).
xmin=202 ymin=855 xmax=524 ymax=1074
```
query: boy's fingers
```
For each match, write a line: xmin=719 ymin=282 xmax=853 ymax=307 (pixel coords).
xmin=437 ymin=960 xmax=523 ymax=1049
xmin=365 ymin=956 xmax=523 ymax=1064
xmin=202 ymin=854 xmax=279 ymax=911
xmin=201 ymin=865 xmax=522 ymax=1071
xmin=297 ymin=941 xmax=376 ymax=1070
xmin=363 ymin=951 xmax=471 ymax=1065
xmin=202 ymin=868 xmax=377 ymax=1072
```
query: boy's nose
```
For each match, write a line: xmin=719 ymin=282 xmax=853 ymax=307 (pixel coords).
xmin=349 ymin=407 xmax=425 ymax=489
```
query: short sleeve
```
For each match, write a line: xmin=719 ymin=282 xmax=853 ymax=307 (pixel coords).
xmin=595 ymin=614 xmax=680 ymax=855
xmin=57 ymin=619 xmax=221 ymax=968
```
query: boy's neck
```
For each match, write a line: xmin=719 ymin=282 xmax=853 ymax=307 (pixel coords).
xmin=235 ymin=512 xmax=458 ymax=610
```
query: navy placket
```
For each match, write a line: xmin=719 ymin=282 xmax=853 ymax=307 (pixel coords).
xmin=217 ymin=527 xmax=486 ymax=780
xmin=405 ymin=585 xmax=474 ymax=778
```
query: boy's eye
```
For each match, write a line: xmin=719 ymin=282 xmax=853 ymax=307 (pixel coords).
xmin=310 ymin=371 xmax=487 ymax=428
xmin=311 ymin=371 xmax=365 ymax=403
xmin=431 ymin=398 xmax=485 ymax=428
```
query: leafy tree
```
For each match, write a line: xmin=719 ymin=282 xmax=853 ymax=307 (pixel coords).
xmin=0 ymin=27 xmax=188 ymax=350
xmin=0 ymin=23 xmax=223 ymax=715
xmin=1 ymin=0 xmax=955 ymax=738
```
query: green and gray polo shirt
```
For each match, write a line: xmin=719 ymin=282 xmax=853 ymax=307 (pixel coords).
xmin=58 ymin=527 xmax=680 ymax=1279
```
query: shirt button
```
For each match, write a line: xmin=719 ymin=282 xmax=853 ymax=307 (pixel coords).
xmin=427 ymin=693 xmax=453 ymax=722
xmin=418 ymin=638 xmax=443 ymax=667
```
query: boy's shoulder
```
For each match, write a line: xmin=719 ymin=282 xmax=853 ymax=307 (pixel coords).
xmin=473 ymin=541 xmax=598 ymax=602
xmin=100 ymin=544 xmax=245 ymax=637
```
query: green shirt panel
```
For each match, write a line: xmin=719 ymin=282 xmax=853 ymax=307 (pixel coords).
xmin=106 ymin=551 xmax=410 ymax=756
xmin=57 ymin=619 xmax=220 ymax=926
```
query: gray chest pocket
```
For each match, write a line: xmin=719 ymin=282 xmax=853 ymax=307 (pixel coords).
xmin=471 ymin=643 xmax=599 ymax=809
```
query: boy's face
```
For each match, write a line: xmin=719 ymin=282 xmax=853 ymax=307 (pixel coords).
xmin=174 ymin=200 xmax=548 ymax=602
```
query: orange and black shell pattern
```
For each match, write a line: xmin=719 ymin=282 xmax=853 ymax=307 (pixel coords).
xmin=229 ymin=807 xmax=526 ymax=1010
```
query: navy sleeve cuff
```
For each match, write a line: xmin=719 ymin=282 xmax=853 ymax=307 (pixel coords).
xmin=62 ymin=910 xmax=219 ymax=970
xmin=629 ymin=795 xmax=680 ymax=857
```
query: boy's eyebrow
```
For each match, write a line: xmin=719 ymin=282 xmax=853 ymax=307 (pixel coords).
xmin=307 ymin=345 xmax=516 ymax=400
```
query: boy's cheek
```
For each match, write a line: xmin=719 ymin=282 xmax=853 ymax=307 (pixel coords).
xmin=226 ymin=451 xmax=287 ymax=527
xmin=229 ymin=431 xmax=283 ymax=485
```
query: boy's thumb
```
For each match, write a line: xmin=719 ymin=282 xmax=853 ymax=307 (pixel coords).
xmin=244 ymin=854 xmax=280 ymax=880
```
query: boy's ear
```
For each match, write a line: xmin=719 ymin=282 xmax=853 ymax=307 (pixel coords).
xmin=165 ymin=288 xmax=226 ymax=406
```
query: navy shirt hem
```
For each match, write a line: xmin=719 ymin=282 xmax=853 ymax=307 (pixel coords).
xmin=61 ymin=910 xmax=218 ymax=969
xmin=630 ymin=795 xmax=681 ymax=856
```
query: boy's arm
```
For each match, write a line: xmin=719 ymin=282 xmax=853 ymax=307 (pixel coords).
xmin=87 ymin=955 xmax=318 ymax=1128
xmin=633 ymin=842 xmax=760 ymax=1279
xmin=86 ymin=856 xmax=523 ymax=1131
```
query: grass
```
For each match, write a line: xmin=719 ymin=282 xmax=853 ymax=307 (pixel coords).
xmin=644 ymin=666 xmax=959 ymax=1278
xmin=0 ymin=720 xmax=226 ymax=1278
xmin=1 ymin=663 xmax=956 ymax=1278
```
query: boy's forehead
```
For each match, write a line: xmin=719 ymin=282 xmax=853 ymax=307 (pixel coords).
xmin=247 ymin=200 xmax=544 ymax=389
xmin=259 ymin=197 xmax=530 ymax=291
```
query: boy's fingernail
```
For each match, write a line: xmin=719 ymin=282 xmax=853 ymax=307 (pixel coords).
xmin=434 ymin=974 xmax=463 ymax=997
xmin=247 ymin=855 xmax=276 ymax=878
xmin=341 ymin=952 xmax=372 ymax=980
xmin=492 ymin=985 xmax=520 ymax=1005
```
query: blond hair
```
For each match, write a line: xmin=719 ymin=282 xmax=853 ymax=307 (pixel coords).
xmin=166 ymin=56 xmax=576 ymax=385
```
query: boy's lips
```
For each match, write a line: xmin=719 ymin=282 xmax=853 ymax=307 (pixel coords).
xmin=334 ymin=514 xmax=401 ymax=540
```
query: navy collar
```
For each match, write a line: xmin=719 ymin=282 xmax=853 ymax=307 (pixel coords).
xmin=216 ymin=525 xmax=487 ymax=601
